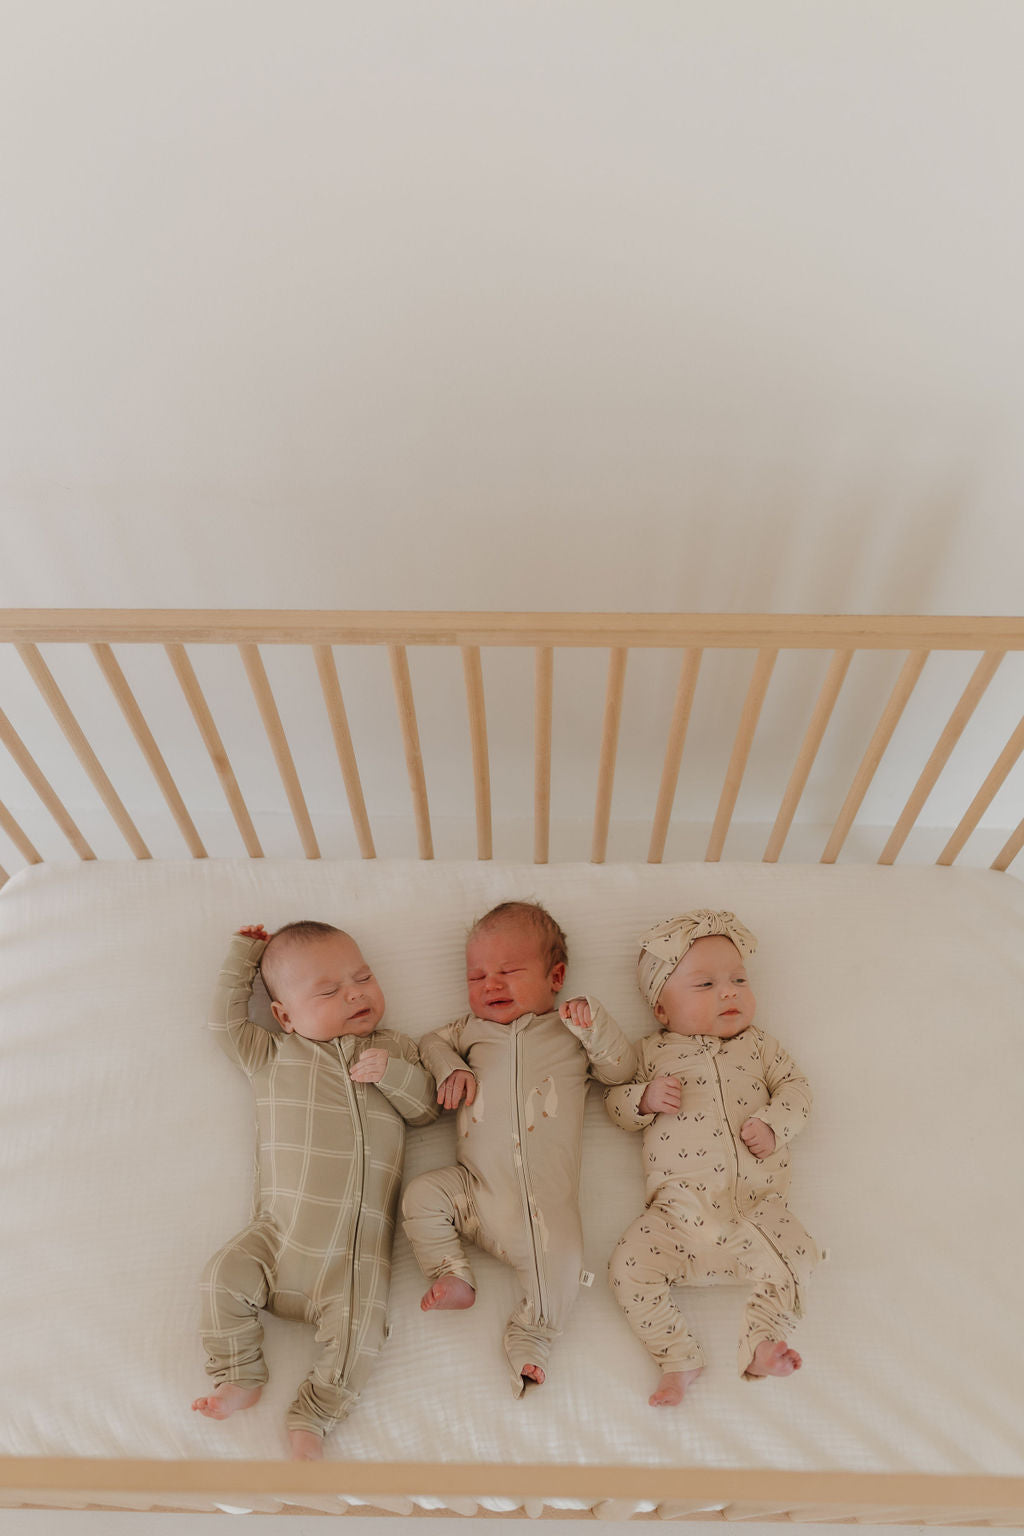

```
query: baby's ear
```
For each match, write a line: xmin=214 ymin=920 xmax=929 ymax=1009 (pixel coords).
xmin=271 ymin=1001 xmax=294 ymax=1033
xmin=653 ymin=999 xmax=668 ymax=1025
xmin=549 ymin=961 xmax=566 ymax=993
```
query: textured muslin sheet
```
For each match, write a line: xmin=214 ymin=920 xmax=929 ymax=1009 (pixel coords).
xmin=1 ymin=858 xmax=1022 ymax=1486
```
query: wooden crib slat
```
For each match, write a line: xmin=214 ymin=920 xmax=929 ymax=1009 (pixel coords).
xmin=991 ymin=816 xmax=1024 ymax=874
xmin=763 ymin=649 xmax=853 ymax=863
xmin=821 ymin=650 xmax=929 ymax=865
xmin=647 ymin=647 xmax=702 ymax=864
xmin=878 ymin=649 xmax=1005 ymax=865
xmin=0 ymin=704 xmax=95 ymax=860
xmin=0 ymin=858 xmax=7 ymax=888
xmin=387 ymin=645 xmax=433 ymax=860
xmin=238 ymin=645 xmax=320 ymax=860
xmin=592 ymin=648 xmax=628 ymax=864
xmin=312 ymin=646 xmax=375 ymax=860
xmin=937 ymin=710 xmax=1024 ymax=866
xmin=90 ymin=643 xmax=207 ymax=859
xmin=706 ymin=649 xmax=778 ymax=862
xmin=461 ymin=646 xmax=493 ymax=861
xmin=534 ymin=647 xmax=553 ymax=865
xmin=0 ymin=797 xmax=42 ymax=865
xmin=16 ymin=643 xmax=150 ymax=860
xmin=164 ymin=644 xmax=263 ymax=859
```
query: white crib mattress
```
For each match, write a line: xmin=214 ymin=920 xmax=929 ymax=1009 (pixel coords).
xmin=1 ymin=857 xmax=1022 ymax=1485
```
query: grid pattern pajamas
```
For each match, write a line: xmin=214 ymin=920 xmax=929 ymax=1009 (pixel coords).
xmin=200 ymin=935 xmax=437 ymax=1436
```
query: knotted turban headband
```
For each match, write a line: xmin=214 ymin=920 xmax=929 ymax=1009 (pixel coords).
xmin=636 ymin=908 xmax=758 ymax=1010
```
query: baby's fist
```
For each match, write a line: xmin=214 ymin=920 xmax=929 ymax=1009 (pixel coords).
xmin=559 ymin=997 xmax=592 ymax=1030
xmin=350 ymin=1048 xmax=388 ymax=1084
xmin=438 ymin=1070 xmax=476 ymax=1110
xmin=740 ymin=1117 xmax=776 ymax=1158
xmin=639 ymin=1075 xmax=682 ymax=1116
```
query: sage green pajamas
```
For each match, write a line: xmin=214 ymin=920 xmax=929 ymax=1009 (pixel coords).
xmin=200 ymin=935 xmax=437 ymax=1437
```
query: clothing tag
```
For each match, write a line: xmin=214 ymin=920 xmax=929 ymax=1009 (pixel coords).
xmin=579 ymin=1269 xmax=595 ymax=1287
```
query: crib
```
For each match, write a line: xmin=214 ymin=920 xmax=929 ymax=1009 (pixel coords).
xmin=1 ymin=609 xmax=1022 ymax=1524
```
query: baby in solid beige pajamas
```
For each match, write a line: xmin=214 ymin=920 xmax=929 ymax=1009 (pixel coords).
xmin=607 ymin=909 xmax=821 ymax=1406
xmin=191 ymin=921 xmax=437 ymax=1459
xmin=402 ymin=901 xmax=637 ymax=1394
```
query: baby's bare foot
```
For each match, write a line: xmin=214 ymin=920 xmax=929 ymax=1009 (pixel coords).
xmin=289 ymin=1428 xmax=324 ymax=1461
xmin=747 ymin=1339 xmax=802 ymax=1377
xmin=649 ymin=1367 xmax=702 ymax=1406
xmin=191 ymin=1383 xmax=262 ymax=1420
xmin=521 ymin=1364 xmax=545 ymax=1386
xmin=420 ymin=1275 xmax=476 ymax=1311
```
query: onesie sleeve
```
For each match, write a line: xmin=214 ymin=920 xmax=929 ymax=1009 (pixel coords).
xmin=208 ymin=934 xmax=276 ymax=1077
xmin=370 ymin=1030 xmax=440 ymax=1126
xmin=604 ymin=1036 xmax=659 ymax=1132
xmin=753 ymin=1029 xmax=813 ymax=1149
xmin=416 ymin=1016 xmax=473 ymax=1090
xmin=561 ymin=995 xmax=638 ymax=1085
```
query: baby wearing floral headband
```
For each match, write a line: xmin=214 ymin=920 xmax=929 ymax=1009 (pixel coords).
xmin=606 ymin=909 xmax=822 ymax=1406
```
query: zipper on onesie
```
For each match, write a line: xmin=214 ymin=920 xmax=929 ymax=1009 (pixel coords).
xmin=337 ymin=1036 xmax=368 ymax=1377
xmin=706 ymin=1039 xmax=793 ymax=1281
xmin=511 ymin=1019 xmax=546 ymax=1324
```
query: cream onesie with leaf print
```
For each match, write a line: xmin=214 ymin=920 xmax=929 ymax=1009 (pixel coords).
xmin=607 ymin=910 xmax=821 ymax=1382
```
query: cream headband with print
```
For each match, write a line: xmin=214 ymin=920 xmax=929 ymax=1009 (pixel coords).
xmin=636 ymin=908 xmax=758 ymax=1010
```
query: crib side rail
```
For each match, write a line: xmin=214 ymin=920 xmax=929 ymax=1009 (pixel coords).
xmin=1 ymin=1456 xmax=1023 ymax=1525
xmin=1 ymin=610 xmax=1023 ymax=884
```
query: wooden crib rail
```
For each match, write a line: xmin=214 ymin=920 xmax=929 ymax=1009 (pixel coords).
xmin=0 ymin=610 xmax=1022 ymax=883
xmin=2 ymin=1456 xmax=1024 ymax=1525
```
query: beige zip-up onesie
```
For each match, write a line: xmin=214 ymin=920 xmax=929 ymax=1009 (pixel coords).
xmin=200 ymin=935 xmax=438 ymax=1436
xmin=402 ymin=999 xmax=637 ymax=1393
xmin=606 ymin=1024 xmax=820 ymax=1378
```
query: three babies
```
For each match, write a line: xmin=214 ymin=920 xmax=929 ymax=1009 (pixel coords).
xmin=193 ymin=900 xmax=820 ymax=1455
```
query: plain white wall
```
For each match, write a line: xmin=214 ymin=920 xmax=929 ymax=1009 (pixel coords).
xmin=1 ymin=0 xmax=1023 ymax=865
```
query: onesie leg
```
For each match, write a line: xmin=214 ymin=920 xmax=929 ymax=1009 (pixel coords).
xmin=285 ymin=1290 xmax=385 ymax=1437
xmin=502 ymin=1210 xmax=583 ymax=1396
xmin=199 ymin=1220 xmax=279 ymax=1389
xmin=608 ymin=1208 xmax=705 ymax=1376
xmin=727 ymin=1210 xmax=818 ymax=1380
xmin=402 ymin=1164 xmax=478 ymax=1291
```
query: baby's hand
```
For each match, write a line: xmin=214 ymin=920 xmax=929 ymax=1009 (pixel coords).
xmin=639 ymin=1075 xmax=682 ymax=1115
xmin=437 ymin=1069 xmax=476 ymax=1110
xmin=559 ymin=997 xmax=592 ymax=1029
xmin=237 ymin=924 xmax=270 ymax=941
xmin=350 ymin=1048 xmax=388 ymax=1084
xmin=740 ymin=1117 xmax=776 ymax=1158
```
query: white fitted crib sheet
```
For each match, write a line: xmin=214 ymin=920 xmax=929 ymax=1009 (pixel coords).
xmin=1 ymin=857 xmax=1022 ymax=1485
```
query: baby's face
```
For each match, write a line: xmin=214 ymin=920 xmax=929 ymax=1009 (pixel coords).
xmin=466 ymin=923 xmax=566 ymax=1025
xmin=654 ymin=935 xmax=756 ymax=1039
xmin=270 ymin=933 xmax=385 ymax=1042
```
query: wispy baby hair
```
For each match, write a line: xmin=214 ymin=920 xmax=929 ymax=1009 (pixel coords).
xmin=468 ymin=900 xmax=568 ymax=972
xmin=260 ymin=920 xmax=344 ymax=1001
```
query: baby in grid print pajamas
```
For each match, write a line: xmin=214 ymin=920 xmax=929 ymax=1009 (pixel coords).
xmin=191 ymin=921 xmax=437 ymax=1459
xmin=606 ymin=909 xmax=822 ymax=1406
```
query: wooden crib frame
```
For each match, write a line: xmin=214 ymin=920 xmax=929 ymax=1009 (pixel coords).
xmin=1 ymin=609 xmax=1023 ymax=1524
